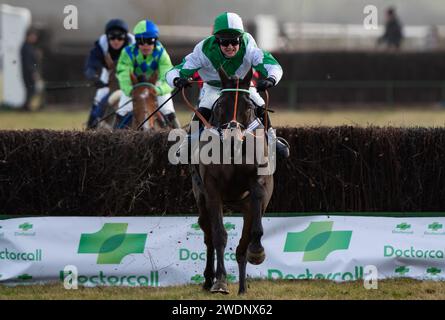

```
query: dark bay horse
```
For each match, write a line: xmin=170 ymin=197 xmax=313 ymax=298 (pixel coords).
xmin=192 ymin=67 xmax=274 ymax=295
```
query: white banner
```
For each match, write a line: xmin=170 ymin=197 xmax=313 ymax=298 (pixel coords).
xmin=1 ymin=216 xmax=445 ymax=287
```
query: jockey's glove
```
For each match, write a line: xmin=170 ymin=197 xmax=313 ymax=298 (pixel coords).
xmin=173 ymin=77 xmax=191 ymax=89
xmin=94 ymin=79 xmax=108 ymax=89
xmin=256 ymin=77 xmax=276 ymax=92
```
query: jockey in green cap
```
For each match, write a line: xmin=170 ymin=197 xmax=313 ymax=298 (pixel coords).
xmin=166 ymin=12 xmax=289 ymax=158
xmin=116 ymin=19 xmax=180 ymax=128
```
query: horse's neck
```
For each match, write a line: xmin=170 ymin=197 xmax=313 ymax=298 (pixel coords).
xmin=108 ymin=70 xmax=119 ymax=92
xmin=213 ymin=99 xmax=253 ymax=128
xmin=104 ymin=53 xmax=114 ymax=70
xmin=104 ymin=54 xmax=119 ymax=91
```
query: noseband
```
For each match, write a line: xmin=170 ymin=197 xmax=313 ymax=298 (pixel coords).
xmin=131 ymin=82 xmax=157 ymax=94
xmin=218 ymin=87 xmax=251 ymax=130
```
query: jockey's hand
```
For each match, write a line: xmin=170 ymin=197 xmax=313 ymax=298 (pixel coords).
xmin=256 ymin=77 xmax=276 ymax=92
xmin=94 ymin=79 xmax=108 ymax=89
xmin=173 ymin=77 xmax=191 ymax=89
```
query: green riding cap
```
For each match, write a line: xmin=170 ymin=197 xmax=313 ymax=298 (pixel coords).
xmin=133 ymin=20 xmax=159 ymax=38
xmin=213 ymin=12 xmax=244 ymax=36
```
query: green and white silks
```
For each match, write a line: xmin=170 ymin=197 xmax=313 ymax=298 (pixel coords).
xmin=166 ymin=32 xmax=283 ymax=90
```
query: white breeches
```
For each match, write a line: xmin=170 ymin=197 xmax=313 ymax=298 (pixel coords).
xmin=93 ymin=68 xmax=111 ymax=105
xmin=198 ymin=83 xmax=265 ymax=110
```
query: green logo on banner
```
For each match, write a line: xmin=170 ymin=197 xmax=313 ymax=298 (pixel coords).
xmin=17 ymin=274 xmax=33 ymax=281
xmin=427 ymin=267 xmax=441 ymax=275
xmin=78 ymin=223 xmax=147 ymax=264
xmin=395 ymin=266 xmax=410 ymax=275
xmin=396 ymin=223 xmax=411 ymax=231
xmin=428 ymin=222 xmax=443 ymax=232
xmin=224 ymin=222 xmax=236 ymax=231
xmin=227 ymin=274 xmax=236 ymax=283
xmin=19 ymin=223 xmax=33 ymax=231
xmin=191 ymin=222 xmax=235 ymax=232
xmin=191 ymin=274 xmax=205 ymax=284
xmin=284 ymin=221 xmax=352 ymax=261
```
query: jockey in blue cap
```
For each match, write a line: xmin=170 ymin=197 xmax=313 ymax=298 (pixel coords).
xmin=84 ymin=19 xmax=135 ymax=129
xmin=115 ymin=20 xmax=180 ymax=129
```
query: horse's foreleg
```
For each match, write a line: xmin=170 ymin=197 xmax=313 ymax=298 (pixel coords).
xmin=236 ymin=204 xmax=253 ymax=295
xmin=247 ymin=180 xmax=267 ymax=265
xmin=198 ymin=213 xmax=214 ymax=291
xmin=207 ymin=199 xmax=229 ymax=294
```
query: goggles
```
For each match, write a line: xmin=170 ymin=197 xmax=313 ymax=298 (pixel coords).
xmin=217 ymin=37 xmax=241 ymax=47
xmin=107 ymin=32 xmax=126 ymax=41
xmin=136 ymin=37 xmax=157 ymax=46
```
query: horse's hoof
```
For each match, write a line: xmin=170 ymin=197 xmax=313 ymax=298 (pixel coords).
xmin=247 ymin=248 xmax=266 ymax=265
xmin=210 ymin=281 xmax=229 ymax=294
xmin=238 ymin=288 xmax=247 ymax=295
xmin=203 ymin=281 xmax=213 ymax=291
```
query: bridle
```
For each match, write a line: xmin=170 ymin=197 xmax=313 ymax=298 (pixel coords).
xmin=131 ymin=82 xmax=158 ymax=129
xmin=181 ymin=79 xmax=270 ymax=140
xmin=131 ymin=82 xmax=157 ymax=94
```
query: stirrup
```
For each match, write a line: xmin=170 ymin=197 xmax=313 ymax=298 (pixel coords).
xmin=276 ymin=137 xmax=290 ymax=159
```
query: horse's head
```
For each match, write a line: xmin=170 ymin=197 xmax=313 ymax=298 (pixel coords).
xmin=130 ymin=72 xmax=158 ymax=98
xmin=212 ymin=67 xmax=255 ymax=134
xmin=130 ymin=72 xmax=159 ymax=130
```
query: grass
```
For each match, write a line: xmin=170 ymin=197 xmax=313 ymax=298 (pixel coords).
xmin=3 ymin=107 xmax=445 ymax=129
xmin=1 ymin=279 xmax=445 ymax=300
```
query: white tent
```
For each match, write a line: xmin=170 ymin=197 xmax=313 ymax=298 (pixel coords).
xmin=0 ymin=4 xmax=31 ymax=108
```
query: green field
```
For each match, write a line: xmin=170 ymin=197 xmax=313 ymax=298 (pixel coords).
xmin=1 ymin=279 xmax=445 ymax=300
xmin=3 ymin=107 xmax=445 ymax=129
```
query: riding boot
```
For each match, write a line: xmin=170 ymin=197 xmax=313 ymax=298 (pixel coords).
xmin=176 ymin=107 xmax=212 ymax=158
xmin=157 ymin=114 xmax=168 ymax=128
xmin=114 ymin=112 xmax=133 ymax=129
xmin=86 ymin=104 xmax=101 ymax=129
xmin=256 ymin=106 xmax=290 ymax=159
xmin=164 ymin=112 xmax=181 ymax=129
xmin=267 ymin=127 xmax=290 ymax=159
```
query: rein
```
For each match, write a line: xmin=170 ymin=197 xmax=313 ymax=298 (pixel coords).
xmin=182 ymin=80 xmax=271 ymax=134
xmin=181 ymin=88 xmax=212 ymax=129
xmin=131 ymin=82 xmax=157 ymax=93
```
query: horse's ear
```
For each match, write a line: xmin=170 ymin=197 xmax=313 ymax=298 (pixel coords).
xmin=148 ymin=70 xmax=158 ymax=84
xmin=218 ymin=66 xmax=230 ymax=86
xmin=130 ymin=72 xmax=138 ymax=85
xmin=240 ymin=68 xmax=253 ymax=88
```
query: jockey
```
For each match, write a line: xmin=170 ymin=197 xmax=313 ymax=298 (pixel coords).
xmin=166 ymin=12 xmax=290 ymax=159
xmin=115 ymin=20 xmax=180 ymax=129
xmin=85 ymin=19 xmax=135 ymax=129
